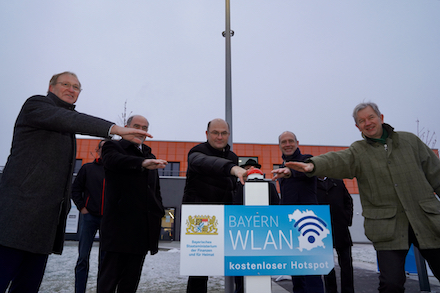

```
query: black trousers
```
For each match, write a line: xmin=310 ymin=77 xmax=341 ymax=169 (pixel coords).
xmin=291 ymin=275 xmax=324 ymax=293
xmin=97 ymin=251 xmax=146 ymax=293
xmin=324 ymin=246 xmax=354 ymax=293
xmin=0 ymin=245 xmax=48 ymax=293
xmin=376 ymin=226 xmax=440 ymax=293
xmin=186 ymin=276 xmax=208 ymax=293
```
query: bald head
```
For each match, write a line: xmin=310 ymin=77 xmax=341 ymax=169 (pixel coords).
xmin=278 ymin=131 xmax=298 ymax=156
xmin=206 ymin=118 xmax=230 ymax=150
xmin=125 ymin=115 xmax=149 ymax=144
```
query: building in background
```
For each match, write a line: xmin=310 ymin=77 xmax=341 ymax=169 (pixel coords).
xmin=2 ymin=139 xmax=438 ymax=243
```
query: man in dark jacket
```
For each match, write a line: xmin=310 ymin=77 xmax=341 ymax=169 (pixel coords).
xmin=72 ymin=139 xmax=106 ymax=293
xmin=0 ymin=72 xmax=150 ymax=293
xmin=97 ymin=115 xmax=167 ymax=293
xmin=272 ymin=131 xmax=324 ymax=293
xmin=317 ymin=177 xmax=354 ymax=293
xmin=182 ymin=118 xmax=247 ymax=293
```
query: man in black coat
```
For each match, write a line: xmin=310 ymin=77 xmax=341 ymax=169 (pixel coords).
xmin=0 ymin=72 xmax=150 ymax=293
xmin=182 ymin=118 xmax=248 ymax=293
xmin=272 ymin=131 xmax=324 ymax=293
xmin=97 ymin=115 xmax=167 ymax=293
xmin=317 ymin=177 xmax=354 ymax=293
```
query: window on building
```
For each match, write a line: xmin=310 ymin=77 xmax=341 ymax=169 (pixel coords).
xmin=273 ymin=164 xmax=282 ymax=170
xmin=161 ymin=208 xmax=175 ymax=241
xmin=74 ymin=159 xmax=83 ymax=175
xmin=238 ymin=157 xmax=259 ymax=167
xmin=158 ymin=162 xmax=181 ymax=176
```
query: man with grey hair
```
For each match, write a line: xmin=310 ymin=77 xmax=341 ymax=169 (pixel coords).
xmin=282 ymin=102 xmax=440 ymax=292
xmin=0 ymin=71 xmax=150 ymax=293
xmin=272 ymin=131 xmax=324 ymax=293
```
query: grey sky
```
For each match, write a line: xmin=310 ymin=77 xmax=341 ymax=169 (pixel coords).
xmin=1 ymin=0 xmax=439 ymax=165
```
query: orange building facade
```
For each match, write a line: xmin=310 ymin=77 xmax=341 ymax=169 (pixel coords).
xmin=77 ymin=138 xmax=361 ymax=194
xmin=77 ymin=138 xmax=440 ymax=195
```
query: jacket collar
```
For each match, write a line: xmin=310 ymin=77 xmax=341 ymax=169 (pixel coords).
xmin=282 ymin=147 xmax=301 ymax=162
xmin=204 ymin=141 xmax=231 ymax=156
xmin=47 ymin=92 xmax=76 ymax=110
xmin=119 ymin=139 xmax=152 ymax=154
xmin=94 ymin=158 xmax=103 ymax=165
xmin=364 ymin=123 xmax=397 ymax=146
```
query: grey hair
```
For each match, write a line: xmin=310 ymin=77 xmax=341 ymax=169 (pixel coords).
xmin=48 ymin=71 xmax=81 ymax=93
xmin=352 ymin=102 xmax=381 ymax=124
xmin=278 ymin=131 xmax=297 ymax=143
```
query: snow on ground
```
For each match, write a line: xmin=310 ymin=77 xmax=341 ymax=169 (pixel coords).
xmin=39 ymin=242 xmax=377 ymax=293
xmin=40 ymin=242 xmax=224 ymax=293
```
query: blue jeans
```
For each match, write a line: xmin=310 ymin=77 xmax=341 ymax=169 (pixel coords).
xmin=75 ymin=213 xmax=102 ymax=293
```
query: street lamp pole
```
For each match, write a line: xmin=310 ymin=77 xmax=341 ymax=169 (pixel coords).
xmin=224 ymin=0 xmax=234 ymax=150
xmin=224 ymin=1 xmax=235 ymax=292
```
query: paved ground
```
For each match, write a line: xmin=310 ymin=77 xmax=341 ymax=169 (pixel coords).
xmin=273 ymin=266 xmax=440 ymax=293
xmin=39 ymin=241 xmax=439 ymax=292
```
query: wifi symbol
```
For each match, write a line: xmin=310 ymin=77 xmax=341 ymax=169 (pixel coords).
xmin=293 ymin=215 xmax=328 ymax=244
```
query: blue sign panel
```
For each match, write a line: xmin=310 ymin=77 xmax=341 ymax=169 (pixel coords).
xmin=224 ymin=205 xmax=334 ymax=276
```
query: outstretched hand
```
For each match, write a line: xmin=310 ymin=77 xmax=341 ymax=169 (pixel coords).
xmin=271 ymin=167 xmax=292 ymax=180
xmin=110 ymin=125 xmax=153 ymax=144
xmin=231 ymin=166 xmax=248 ymax=185
xmin=285 ymin=161 xmax=314 ymax=173
xmin=142 ymin=159 xmax=168 ymax=170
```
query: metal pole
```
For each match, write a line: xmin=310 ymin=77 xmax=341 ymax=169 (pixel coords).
xmin=224 ymin=2 xmax=235 ymax=292
xmin=414 ymin=246 xmax=431 ymax=292
xmin=224 ymin=0 xmax=233 ymax=151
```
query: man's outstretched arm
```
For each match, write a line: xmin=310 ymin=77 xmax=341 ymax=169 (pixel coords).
xmin=285 ymin=161 xmax=314 ymax=173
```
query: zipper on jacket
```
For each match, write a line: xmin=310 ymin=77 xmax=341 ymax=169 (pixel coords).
xmin=384 ymin=144 xmax=388 ymax=151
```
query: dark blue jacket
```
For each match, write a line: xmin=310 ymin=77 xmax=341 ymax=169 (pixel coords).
xmin=279 ymin=148 xmax=318 ymax=205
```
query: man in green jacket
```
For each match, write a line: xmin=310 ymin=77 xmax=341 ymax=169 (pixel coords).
xmin=279 ymin=102 xmax=440 ymax=293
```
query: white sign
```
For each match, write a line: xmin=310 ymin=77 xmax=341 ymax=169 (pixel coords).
xmin=180 ymin=204 xmax=334 ymax=276
xmin=180 ymin=205 xmax=225 ymax=275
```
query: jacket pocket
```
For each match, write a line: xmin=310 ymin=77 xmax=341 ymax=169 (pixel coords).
xmin=362 ymin=207 xmax=397 ymax=243
xmin=419 ymin=198 xmax=440 ymax=237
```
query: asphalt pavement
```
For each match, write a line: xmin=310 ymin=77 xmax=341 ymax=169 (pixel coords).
xmin=160 ymin=241 xmax=440 ymax=293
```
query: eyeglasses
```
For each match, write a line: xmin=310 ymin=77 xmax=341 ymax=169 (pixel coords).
xmin=56 ymin=82 xmax=82 ymax=92
xmin=132 ymin=124 xmax=149 ymax=131
xmin=209 ymin=131 xmax=230 ymax=137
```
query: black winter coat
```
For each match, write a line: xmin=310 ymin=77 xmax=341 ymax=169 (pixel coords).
xmin=100 ymin=139 xmax=164 ymax=255
xmin=0 ymin=92 xmax=112 ymax=254
xmin=316 ymin=178 xmax=353 ymax=248
xmin=182 ymin=142 xmax=238 ymax=204
xmin=71 ymin=158 xmax=105 ymax=216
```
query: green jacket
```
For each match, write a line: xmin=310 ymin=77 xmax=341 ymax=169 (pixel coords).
xmin=308 ymin=124 xmax=440 ymax=250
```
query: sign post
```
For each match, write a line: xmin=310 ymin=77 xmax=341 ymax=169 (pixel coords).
xmin=243 ymin=180 xmax=271 ymax=292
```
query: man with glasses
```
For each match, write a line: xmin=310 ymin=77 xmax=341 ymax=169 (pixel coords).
xmin=182 ymin=118 xmax=248 ymax=293
xmin=284 ymin=102 xmax=440 ymax=292
xmin=0 ymin=71 xmax=150 ymax=293
xmin=97 ymin=115 xmax=167 ymax=293
xmin=72 ymin=140 xmax=106 ymax=293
